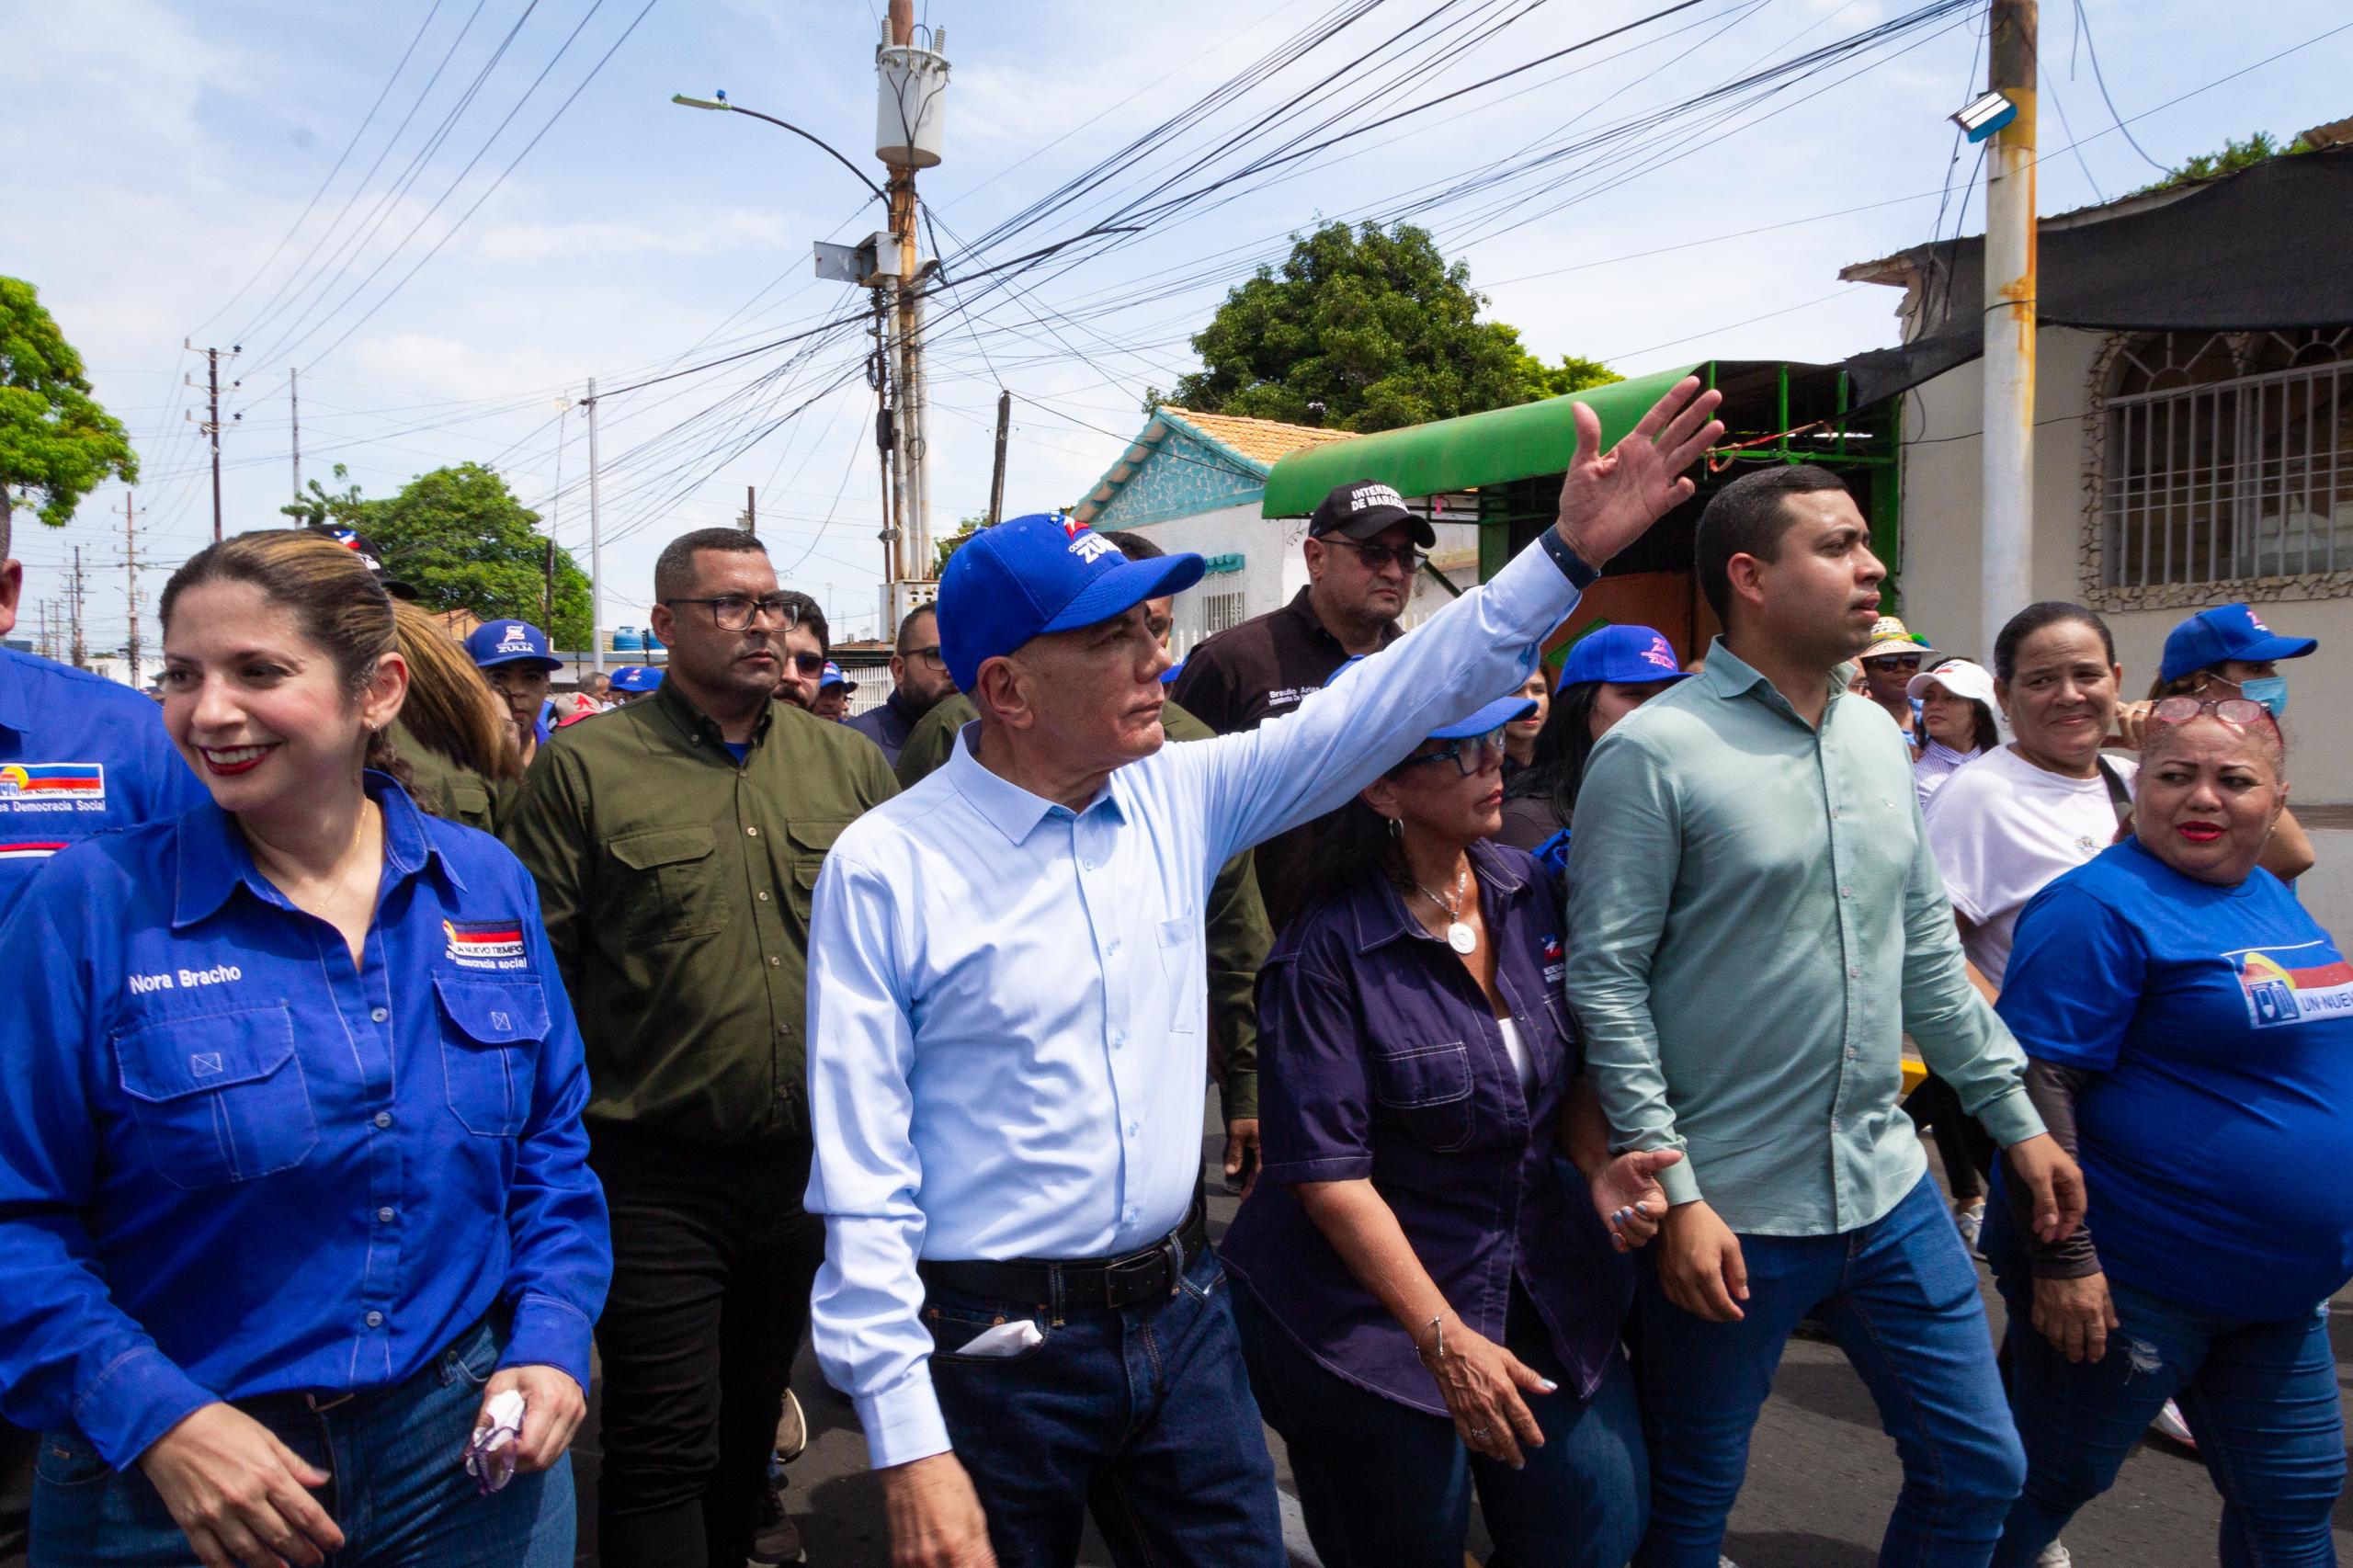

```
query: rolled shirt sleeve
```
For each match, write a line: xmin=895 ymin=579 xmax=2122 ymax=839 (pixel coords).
xmin=1563 ymin=726 xmax=1704 ymax=1208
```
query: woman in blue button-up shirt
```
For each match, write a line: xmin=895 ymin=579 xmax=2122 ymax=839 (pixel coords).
xmin=0 ymin=531 xmax=609 ymax=1568
xmin=1222 ymin=694 xmax=1679 ymax=1568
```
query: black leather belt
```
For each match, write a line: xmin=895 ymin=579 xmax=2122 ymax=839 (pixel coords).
xmin=919 ymin=1202 xmax=1208 ymax=1313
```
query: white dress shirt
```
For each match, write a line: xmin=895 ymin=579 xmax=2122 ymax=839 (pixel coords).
xmin=803 ymin=540 xmax=1581 ymax=1468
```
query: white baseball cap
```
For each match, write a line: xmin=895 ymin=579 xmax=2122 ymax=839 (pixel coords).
xmin=1907 ymin=657 xmax=2008 ymax=738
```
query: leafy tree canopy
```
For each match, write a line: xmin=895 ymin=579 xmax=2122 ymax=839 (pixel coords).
xmin=0 ymin=277 xmax=137 ymax=529
xmin=283 ymin=462 xmax=592 ymax=649
xmin=2138 ymin=127 xmax=2323 ymax=195
xmin=1152 ymin=222 xmax=1618 ymax=433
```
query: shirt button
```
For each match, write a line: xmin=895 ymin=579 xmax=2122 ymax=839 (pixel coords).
xmin=1105 ymin=940 xmax=1121 ymax=957
xmin=1847 ymin=965 xmax=1860 ymax=979
xmin=745 ymin=826 xmax=759 ymax=837
xmin=1840 ymin=885 xmax=1854 ymax=899
xmin=768 ymin=955 xmax=781 ymax=967
xmin=373 ymin=1112 xmax=392 ymax=1130
xmin=364 ymin=1312 xmax=384 ymax=1328
xmin=757 ymin=891 xmax=769 ymax=902
xmin=1110 ymin=1031 xmax=1125 ymax=1049
xmin=377 ymin=1207 xmax=395 ymax=1222
xmin=1127 ymin=1121 xmax=1140 ymax=1138
xmin=1845 ymin=1049 xmax=1857 ymax=1061
xmin=1831 ymin=1118 xmax=1842 ymax=1131
xmin=369 ymin=1006 xmax=389 ymax=1024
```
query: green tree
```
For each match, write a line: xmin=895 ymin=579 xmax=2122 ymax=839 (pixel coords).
xmin=278 ymin=462 xmax=369 ymax=528
xmin=1154 ymin=222 xmax=1616 ymax=433
xmin=365 ymin=463 xmax=593 ymax=648
xmin=0 ymin=277 xmax=137 ymax=529
xmin=2138 ymin=128 xmax=2321 ymax=194
xmin=934 ymin=512 xmax=988 ymax=574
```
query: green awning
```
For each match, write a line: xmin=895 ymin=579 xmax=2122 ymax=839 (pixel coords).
xmin=1258 ymin=362 xmax=1703 ymax=517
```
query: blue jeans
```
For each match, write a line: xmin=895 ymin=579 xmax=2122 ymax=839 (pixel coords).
xmin=1992 ymin=1272 xmax=2344 ymax=1567
xmin=30 ymin=1319 xmax=573 ymax=1568
xmin=925 ymin=1242 xmax=1283 ymax=1568
xmin=1634 ymin=1175 xmax=2024 ymax=1568
xmin=1233 ymin=1280 xmax=1645 ymax=1568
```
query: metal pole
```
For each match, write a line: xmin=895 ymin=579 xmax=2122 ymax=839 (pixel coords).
xmin=987 ymin=389 xmax=1011 ymax=526
xmin=543 ymin=537 xmax=556 ymax=631
xmin=124 ymin=493 xmax=141 ymax=687
xmin=207 ymin=350 xmax=225 ymax=543
xmin=585 ymin=377 xmax=606 ymax=674
xmin=745 ymin=483 xmax=757 ymax=535
xmin=69 ymin=546 xmax=85 ymax=669
xmin=1981 ymin=0 xmax=2038 ymax=659
xmin=290 ymin=366 xmax=302 ymax=499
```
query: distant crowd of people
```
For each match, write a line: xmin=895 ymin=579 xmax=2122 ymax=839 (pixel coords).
xmin=0 ymin=370 xmax=2345 ymax=1568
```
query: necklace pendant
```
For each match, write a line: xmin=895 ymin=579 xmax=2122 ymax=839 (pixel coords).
xmin=1446 ymin=921 xmax=1477 ymax=955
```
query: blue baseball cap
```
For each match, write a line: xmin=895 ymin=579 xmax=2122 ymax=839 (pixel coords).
xmin=1430 ymin=694 xmax=1539 ymax=739
xmin=2159 ymin=604 xmax=2316 ymax=684
xmin=938 ymin=513 xmax=1205 ymax=690
xmin=465 ymin=619 xmax=561 ymax=672
xmin=1160 ymin=660 xmax=1185 ymax=687
xmin=1559 ymin=624 xmax=1692 ymax=691
xmin=609 ymin=665 xmax=662 ymax=693
xmin=818 ymin=661 xmax=856 ymax=691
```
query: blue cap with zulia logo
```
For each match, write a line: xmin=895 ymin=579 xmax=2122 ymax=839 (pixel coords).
xmin=1559 ymin=624 xmax=1692 ymax=691
xmin=2158 ymin=603 xmax=2317 ymax=684
xmin=1323 ymin=654 xmax=1536 ymax=740
xmin=608 ymin=665 xmax=662 ymax=692
xmin=938 ymin=513 xmax=1205 ymax=691
xmin=463 ymin=619 xmax=562 ymax=672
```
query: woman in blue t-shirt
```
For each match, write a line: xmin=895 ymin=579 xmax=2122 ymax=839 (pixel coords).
xmin=1986 ymin=702 xmax=2349 ymax=1564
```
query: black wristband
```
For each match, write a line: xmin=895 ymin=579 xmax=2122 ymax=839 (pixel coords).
xmin=1540 ymin=528 xmax=1601 ymax=589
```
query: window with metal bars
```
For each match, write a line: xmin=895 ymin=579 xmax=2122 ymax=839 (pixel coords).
xmin=1200 ymin=590 xmax=1248 ymax=638
xmin=2102 ymin=329 xmax=2353 ymax=588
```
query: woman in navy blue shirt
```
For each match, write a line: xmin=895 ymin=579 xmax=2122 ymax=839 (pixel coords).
xmin=1222 ymin=694 xmax=1678 ymax=1568
xmin=0 ymin=531 xmax=609 ymax=1568
xmin=1988 ymin=704 xmax=2350 ymax=1564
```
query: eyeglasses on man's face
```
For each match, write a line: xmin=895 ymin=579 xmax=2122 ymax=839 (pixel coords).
xmin=1324 ymin=537 xmax=1427 ymax=575
xmin=665 ymin=595 xmax=800 ymax=632
xmin=1394 ymin=727 xmax=1507 ymax=778
xmin=1863 ymin=653 xmax=1923 ymax=673
xmin=904 ymin=644 xmax=948 ymax=673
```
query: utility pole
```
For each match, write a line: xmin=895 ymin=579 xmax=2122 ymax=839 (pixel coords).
xmin=542 ymin=537 xmax=556 ymax=631
xmin=585 ymin=377 xmax=606 ymax=674
xmin=1981 ymin=0 xmax=2038 ymax=660
xmin=185 ymin=343 xmax=241 ymax=542
xmin=123 ymin=493 xmax=143 ymax=687
xmin=68 ymin=547 xmax=86 ymax=670
xmin=745 ymin=483 xmax=758 ymax=535
xmin=876 ymin=0 xmax=945 ymax=624
xmin=290 ymin=367 xmax=302 ymax=499
xmin=987 ymin=389 xmax=1012 ymax=526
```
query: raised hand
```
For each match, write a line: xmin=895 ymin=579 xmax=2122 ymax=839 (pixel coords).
xmin=1552 ymin=377 xmax=1726 ymax=571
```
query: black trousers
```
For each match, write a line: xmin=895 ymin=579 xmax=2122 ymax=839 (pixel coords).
xmin=0 ymin=1420 xmax=30 ymax=1568
xmin=1903 ymin=1071 xmax=1995 ymax=1204
xmin=588 ymin=1131 xmax=824 ymax=1568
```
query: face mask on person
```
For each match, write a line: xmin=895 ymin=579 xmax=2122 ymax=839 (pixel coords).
xmin=2239 ymin=676 xmax=2289 ymax=717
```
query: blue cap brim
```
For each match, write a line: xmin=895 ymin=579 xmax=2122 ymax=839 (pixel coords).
xmin=1039 ymin=553 xmax=1207 ymax=637
xmin=1556 ymin=665 xmax=1691 ymax=693
xmin=1430 ymin=696 xmax=1537 ymax=739
xmin=475 ymin=652 xmax=563 ymax=672
xmin=2161 ymin=632 xmax=2318 ymax=683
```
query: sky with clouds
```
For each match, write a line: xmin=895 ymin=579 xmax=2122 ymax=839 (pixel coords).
xmin=10 ymin=0 xmax=2347 ymax=652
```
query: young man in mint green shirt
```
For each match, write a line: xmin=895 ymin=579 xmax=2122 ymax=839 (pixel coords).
xmin=1567 ymin=465 xmax=2086 ymax=1568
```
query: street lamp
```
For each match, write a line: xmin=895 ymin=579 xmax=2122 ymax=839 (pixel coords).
xmin=670 ymin=92 xmax=887 ymax=203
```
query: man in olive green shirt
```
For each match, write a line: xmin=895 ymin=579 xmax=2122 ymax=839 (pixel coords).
xmin=504 ymin=528 xmax=894 ymax=1568
xmin=898 ymin=532 xmax=1274 ymax=1180
xmin=1566 ymin=467 xmax=2083 ymax=1566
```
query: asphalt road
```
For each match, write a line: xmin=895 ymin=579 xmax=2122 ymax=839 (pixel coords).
xmin=570 ymin=1098 xmax=2353 ymax=1566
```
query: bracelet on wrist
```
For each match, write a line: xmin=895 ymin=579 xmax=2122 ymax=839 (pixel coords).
xmin=1540 ymin=527 xmax=1601 ymax=589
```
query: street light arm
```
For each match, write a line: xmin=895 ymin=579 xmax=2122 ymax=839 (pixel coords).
xmin=671 ymin=94 xmax=888 ymax=203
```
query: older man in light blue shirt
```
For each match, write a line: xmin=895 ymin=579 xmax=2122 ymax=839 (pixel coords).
xmin=804 ymin=381 xmax=1723 ymax=1568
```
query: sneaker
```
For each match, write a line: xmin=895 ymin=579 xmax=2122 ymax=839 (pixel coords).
xmin=775 ymin=1389 xmax=808 ymax=1465
xmin=1953 ymin=1199 xmax=1985 ymax=1256
xmin=2036 ymin=1540 xmax=2072 ymax=1567
xmin=747 ymin=1484 xmax=807 ymax=1566
xmin=2152 ymin=1397 xmax=2197 ymax=1450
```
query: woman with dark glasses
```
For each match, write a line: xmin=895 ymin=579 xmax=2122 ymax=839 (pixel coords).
xmin=1988 ymin=700 xmax=2353 ymax=1563
xmin=1222 ymin=693 xmax=1677 ymax=1568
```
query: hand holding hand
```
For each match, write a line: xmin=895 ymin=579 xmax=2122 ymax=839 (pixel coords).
xmin=1657 ymin=1199 xmax=1748 ymax=1322
xmin=881 ymin=1451 xmax=997 ymax=1568
xmin=136 ymin=1403 xmax=345 ymax=1568
xmin=2004 ymin=1133 xmax=2087 ymax=1244
xmin=475 ymin=1364 xmax=586 ymax=1475
xmin=1552 ymin=377 xmax=1726 ymax=571
xmin=1590 ymin=1147 xmax=1681 ymax=1251
xmin=2033 ymin=1271 xmax=2120 ymax=1363
xmin=1419 ymin=1312 xmax=1552 ymax=1470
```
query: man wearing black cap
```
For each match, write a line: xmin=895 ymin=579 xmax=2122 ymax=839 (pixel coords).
xmin=1172 ymin=480 xmax=1435 ymax=929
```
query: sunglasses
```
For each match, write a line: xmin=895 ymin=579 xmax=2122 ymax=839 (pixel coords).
xmin=1323 ymin=537 xmax=1428 ymax=574
xmin=2150 ymin=695 xmax=2276 ymax=729
xmin=1394 ymin=728 xmax=1507 ymax=778
xmin=1863 ymin=654 xmax=1923 ymax=672
xmin=785 ymin=652 xmax=825 ymax=676
xmin=464 ymin=1413 xmax=522 ymax=1495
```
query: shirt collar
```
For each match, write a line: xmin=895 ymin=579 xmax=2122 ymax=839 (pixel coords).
xmin=653 ymin=675 xmax=773 ymax=756
xmin=944 ymin=722 xmax=1127 ymax=846
xmin=1699 ymin=639 xmax=1852 ymax=728
xmin=1349 ymin=837 xmax=1530 ymax=955
xmin=1280 ymin=586 xmax=1403 ymax=654
xmin=172 ymin=773 xmax=458 ymax=929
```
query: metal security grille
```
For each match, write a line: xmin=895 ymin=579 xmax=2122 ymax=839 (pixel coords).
xmin=1201 ymin=590 xmax=1247 ymax=637
xmin=2103 ymin=330 xmax=2352 ymax=588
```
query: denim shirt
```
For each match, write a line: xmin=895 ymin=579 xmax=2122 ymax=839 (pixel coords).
xmin=1222 ymin=839 xmax=1629 ymax=1417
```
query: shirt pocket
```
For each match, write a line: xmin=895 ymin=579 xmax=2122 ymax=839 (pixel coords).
xmin=608 ymin=826 xmax=726 ymax=945
xmin=434 ymin=977 xmax=551 ymax=1139
xmin=113 ymin=1006 xmax=319 ymax=1189
xmin=780 ymin=820 xmax=852 ymax=926
xmin=1157 ymin=915 xmax=1200 ymax=1034
xmin=1368 ymin=1040 xmax=1475 ymax=1152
